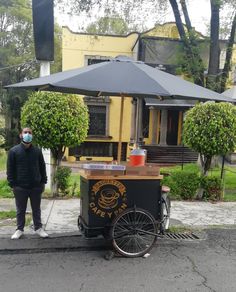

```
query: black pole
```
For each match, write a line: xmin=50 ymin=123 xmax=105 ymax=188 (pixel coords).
xmin=181 ymin=143 xmax=184 ymax=170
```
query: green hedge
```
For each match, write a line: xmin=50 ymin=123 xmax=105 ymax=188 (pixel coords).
xmin=54 ymin=166 xmax=72 ymax=195
xmin=200 ymin=176 xmax=223 ymax=201
xmin=162 ymin=169 xmax=223 ymax=201
xmin=162 ymin=171 xmax=200 ymax=200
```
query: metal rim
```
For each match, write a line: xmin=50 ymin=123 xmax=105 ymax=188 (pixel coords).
xmin=111 ymin=208 xmax=157 ymax=257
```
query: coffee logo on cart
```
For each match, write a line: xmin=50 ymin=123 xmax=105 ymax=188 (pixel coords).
xmin=90 ymin=180 xmax=127 ymax=218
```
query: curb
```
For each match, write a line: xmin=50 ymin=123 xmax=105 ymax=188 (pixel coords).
xmin=0 ymin=233 xmax=110 ymax=255
xmin=0 ymin=229 xmax=210 ymax=255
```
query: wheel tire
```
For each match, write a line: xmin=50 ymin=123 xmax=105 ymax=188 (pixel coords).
xmin=161 ymin=194 xmax=171 ymax=232
xmin=111 ymin=208 xmax=157 ymax=258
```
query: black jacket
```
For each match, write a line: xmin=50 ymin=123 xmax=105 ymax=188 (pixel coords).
xmin=7 ymin=143 xmax=47 ymax=188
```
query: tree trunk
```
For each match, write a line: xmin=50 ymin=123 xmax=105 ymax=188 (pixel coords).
xmin=206 ymin=0 xmax=220 ymax=91
xmin=180 ymin=0 xmax=192 ymax=32
xmin=51 ymin=147 xmax=64 ymax=197
xmin=169 ymin=0 xmax=205 ymax=86
xmin=169 ymin=0 xmax=186 ymax=39
xmin=204 ymin=156 xmax=212 ymax=176
xmin=197 ymin=154 xmax=212 ymax=199
xmin=220 ymin=12 xmax=236 ymax=92
xmin=200 ymin=154 xmax=212 ymax=176
xmin=50 ymin=155 xmax=58 ymax=198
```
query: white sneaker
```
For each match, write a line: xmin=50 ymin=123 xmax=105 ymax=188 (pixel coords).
xmin=35 ymin=228 xmax=49 ymax=238
xmin=11 ymin=230 xmax=23 ymax=240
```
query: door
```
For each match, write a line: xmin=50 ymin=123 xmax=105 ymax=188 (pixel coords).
xmin=167 ymin=110 xmax=179 ymax=145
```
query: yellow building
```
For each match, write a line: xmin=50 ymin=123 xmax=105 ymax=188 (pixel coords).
xmin=63 ymin=27 xmax=140 ymax=162
xmin=62 ymin=23 xmax=236 ymax=164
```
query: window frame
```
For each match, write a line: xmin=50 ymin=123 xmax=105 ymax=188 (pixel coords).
xmin=84 ymin=96 xmax=111 ymax=138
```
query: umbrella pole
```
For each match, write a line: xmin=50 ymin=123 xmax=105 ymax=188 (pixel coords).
xmin=117 ymin=95 xmax=125 ymax=164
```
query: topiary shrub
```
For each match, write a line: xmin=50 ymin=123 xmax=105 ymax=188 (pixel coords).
xmin=21 ymin=91 xmax=89 ymax=197
xmin=200 ymin=176 xmax=223 ymax=201
xmin=184 ymin=102 xmax=236 ymax=176
xmin=162 ymin=170 xmax=200 ymax=200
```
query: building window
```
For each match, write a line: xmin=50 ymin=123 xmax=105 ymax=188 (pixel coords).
xmin=88 ymin=105 xmax=106 ymax=135
xmin=84 ymin=96 xmax=111 ymax=137
xmin=88 ymin=58 xmax=110 ymax=65
xmin=85 ymin=55 xmax=111 ymax=66
xmin=84 ymin=56 xmax=111 ymax=137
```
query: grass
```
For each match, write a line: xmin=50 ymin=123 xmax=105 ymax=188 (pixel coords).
xmin=0 ymin=210 xmax=32 ymax=226
xmin=161 ymin=163 xmax=200 ymax=174
xmin=0 ymin=152 xmax=7 ymax=171
xmin=223 ymin=166 xmax=236 ymax=189
xmin=69 ymin=173 xmax=80 ymax=196
xmin=168 ymin=225 xmax=196 ymax=233
xmin=42 ymin=173 xmax=80 ymax=198
xmin=0 ymin=180 xmax=13 ymax=198
xmin=0 ymin=210 xmax=16 ymax=220
xmin=223 ymin=191 xmax=236 ymax=202
xmin=205 ymin=166 xmax=236 ymax=201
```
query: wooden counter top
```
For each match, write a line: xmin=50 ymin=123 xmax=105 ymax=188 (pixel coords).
xmin=80 ymin=171 xmax=163 ymax=180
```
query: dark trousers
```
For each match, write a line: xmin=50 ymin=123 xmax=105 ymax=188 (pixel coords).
xmin=13 ymin=186 xmax=44 ymax=231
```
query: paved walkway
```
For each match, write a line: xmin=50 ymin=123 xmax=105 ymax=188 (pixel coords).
xmin=0 ymin=198 xmax=236 ymax=237
xmin=171 ymin=201 xmax=236 ymax=226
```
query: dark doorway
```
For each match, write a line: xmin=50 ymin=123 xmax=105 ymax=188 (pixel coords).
xmin=167 ymin=110 xmax=179 ymax=145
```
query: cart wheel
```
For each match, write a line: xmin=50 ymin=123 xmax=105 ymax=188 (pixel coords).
xmin=111 ymin=208 xmax=157 ymax=258
xmin=161 ymin=194 xmax=171 ymax=233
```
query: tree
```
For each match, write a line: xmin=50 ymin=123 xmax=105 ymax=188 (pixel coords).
xmin=86 ymin=15 xmax=130 ymax=35
xmin=0 ymin=0 xmax=38 ymax=148
xmin=220 ymin=12 xmax=236 ymax=91
xmin=0 ymin=0 xmax=62 ymax=149
xmin=183 ymin=102 xmax=236 ymax=176
xmin=55 ymin=0 xmax=236 ymax=91
xmin=21 ymin=92 xmax=89 ymax=196
xmin=169 ymin=0 xmax=236 ymax=91
xmin=169 ymin=0 xmax=205 ymax=86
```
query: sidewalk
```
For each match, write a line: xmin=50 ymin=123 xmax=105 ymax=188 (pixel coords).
xmin=0 ymin=198 xmax=236 ymax=253
xmin=1 ymin=198 xmax=236 ymax=236
xmin=0 ymin=198 xmax=80 ymax=237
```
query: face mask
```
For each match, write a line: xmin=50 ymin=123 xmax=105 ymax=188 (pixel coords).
xmin=22 ymin=133 xmax=33 ymax=143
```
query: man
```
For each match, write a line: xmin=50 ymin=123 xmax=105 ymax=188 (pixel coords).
xmin=7 ymin=127 xmax=48 ymax=239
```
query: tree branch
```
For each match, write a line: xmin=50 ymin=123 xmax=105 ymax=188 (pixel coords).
xmin=220 ymin=12 xmax=236 ymax=92
xmin=169 ymin=0 xmax=186 ymax=39
xmin=169 ymin=0 xmax=205 ymax=86
xmin=180 ymin=0 xmax=192 ymax=32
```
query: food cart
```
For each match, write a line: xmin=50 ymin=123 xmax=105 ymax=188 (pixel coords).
xmin=78 ymin=163 xmax=171 ymax=258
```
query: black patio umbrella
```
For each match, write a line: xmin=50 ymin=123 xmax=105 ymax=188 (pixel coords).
xmin=5 ymin=56 xmax=233 ymax=162
xmin=6 ymin=56 xmax=232 ymax=101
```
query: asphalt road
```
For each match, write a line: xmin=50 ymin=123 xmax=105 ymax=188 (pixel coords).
xmin=0 ymin=228 xmax=235 ymax=292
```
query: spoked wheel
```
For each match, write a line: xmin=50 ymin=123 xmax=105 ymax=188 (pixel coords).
xmin=161 ymin=194 xmax=171 ymax=233
xmin=111 ymin=208 xmax=157 ymax=258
